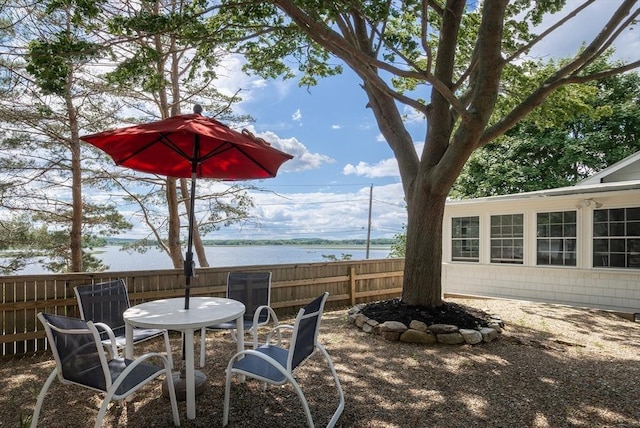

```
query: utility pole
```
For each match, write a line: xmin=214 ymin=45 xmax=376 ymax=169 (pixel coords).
xmin=366 ymin=184 xmax=372 ymax=259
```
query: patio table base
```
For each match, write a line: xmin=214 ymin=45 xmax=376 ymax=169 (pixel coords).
xmin=162 ymin=370 xmax=207 ymax=401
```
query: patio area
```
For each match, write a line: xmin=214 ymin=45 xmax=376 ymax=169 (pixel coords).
xmin=2 ymin=297 xmax=640 ymax=428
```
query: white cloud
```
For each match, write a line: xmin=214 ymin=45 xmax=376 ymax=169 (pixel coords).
xmin=376 ymin=133 xmax=386 ymax=142
xmin=402 ymin=105 xmax=426 ymax=125
xmin=235 ymin=182 xmax=407 ymax=240
xmin=245 ymin=126 xmax=334 ymax=172
xmin=331 ymin=124 xmax=341 ymax=130
xmin=292 ymin=109 xmax=302 ymax=122
xmin=343 ymin=158 xmax=400 ymax=178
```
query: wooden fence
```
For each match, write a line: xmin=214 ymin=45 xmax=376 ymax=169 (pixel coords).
xmin=1 ymin=258 xmax=404 ymax=357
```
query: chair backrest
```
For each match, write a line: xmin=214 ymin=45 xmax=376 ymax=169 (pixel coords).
xmin=288 ymin=292 xmax=329 ymax=370
xmin=38 ymin=312 xmax=109 ymax=392
xmin=227 ymin=272 xmax=272 ymax=323
xmin=74 ymin=279 xmax=130 ymax=337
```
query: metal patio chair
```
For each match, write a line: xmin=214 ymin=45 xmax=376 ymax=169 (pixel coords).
xmin=74 ymin=279 xmax=173 ymax=368
xmin=200 ymin=271 xmax=279 ymax=367
xmin=31 ymin=312 xmax=180 ymax=428
xmin=222 ymin=292 xmax=344 ymax=428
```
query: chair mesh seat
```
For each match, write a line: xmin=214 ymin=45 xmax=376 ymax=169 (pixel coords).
xmin=107 ymin=358 xmax=164 ymax=396
xmin=231 ymin=345 xmax=289 ymax=382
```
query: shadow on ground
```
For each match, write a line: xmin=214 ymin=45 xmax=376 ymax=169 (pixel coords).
xmin=2 ymin=298 xmax=640 ymax=428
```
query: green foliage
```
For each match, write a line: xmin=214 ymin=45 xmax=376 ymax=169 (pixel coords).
xmin=0 ymin=203 xmax=132 ymax=274
xmin=321 ymin=253 xmax=352 ymax=261
xmin=389 ymin=225 xmax=407 ymax=258
xmin=452 ymin=68 xmax=640 ymax=198
xmin=25 ymin=33 xmax=101 ymax=96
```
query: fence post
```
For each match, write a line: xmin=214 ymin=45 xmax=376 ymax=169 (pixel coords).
xmin=349 ymin=267 xmax=356 ymax=307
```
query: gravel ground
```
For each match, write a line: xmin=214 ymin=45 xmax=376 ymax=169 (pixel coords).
xmin=2 ymin=297 xmax=640 ymax=428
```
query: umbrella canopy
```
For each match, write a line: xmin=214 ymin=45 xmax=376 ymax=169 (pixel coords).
xmin=81 ymin=113 xmax=293 ymax=179
xmin=81 ymin=111 xmax=293 ymax=309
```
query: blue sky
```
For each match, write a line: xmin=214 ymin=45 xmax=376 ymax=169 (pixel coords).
xmin=122 ymin=1 xmax=639 ymax=242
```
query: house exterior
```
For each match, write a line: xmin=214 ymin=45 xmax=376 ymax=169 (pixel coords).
xmin=442 ymin=151 xmax=640 ymax=314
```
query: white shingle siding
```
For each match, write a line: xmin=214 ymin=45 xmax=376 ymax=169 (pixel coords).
xmin=441 ymin=152 xmax=640 ymax=313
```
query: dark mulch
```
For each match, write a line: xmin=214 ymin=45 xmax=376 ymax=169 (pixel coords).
xmin=359 ymin=298 xmax=493 ymax=329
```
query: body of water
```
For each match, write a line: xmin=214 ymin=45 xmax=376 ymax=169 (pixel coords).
xmin=10 ymin=245 xmax=393 ymax=275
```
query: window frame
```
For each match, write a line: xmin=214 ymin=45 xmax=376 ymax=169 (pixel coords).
xmin=490 ymin=213 xmax=524 ymax=264
xmin=451 ymin=216 xmax=480 ymax=262
xmin=536 ymin=210 xmax=577 ymax=267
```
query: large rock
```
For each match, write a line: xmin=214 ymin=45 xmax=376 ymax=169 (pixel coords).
xmin=428 ymin=324 xmax=459 ymax=334
xmin=355 ymin=313 xmax=369 ymax=328
xmin=437 ymin=332 xmax=465 ymax=345
xmin=348 ymin=304 xmax=366 ymax=315
xmin=409 ymin=320 xmax=428 ymax=332
xmin=400 ymin=329 xmax=437 ymax=344
xmin=377 ymin=321 xmax=407 ymax=341
xmin=460 ymin=328 xmax=483 ymax=345
xmin=480 ymin=327 xmax=499 ymax=343
xmin=362 ymin=319 xmax=379 ymax=333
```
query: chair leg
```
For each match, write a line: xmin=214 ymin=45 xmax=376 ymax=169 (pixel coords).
xmin=283 ymin=372 xmax=315 ymax=428
xmin=163 ymin=330 xmax=174 ymax=369
xmin=163 ymin=357 xmax=181 ymax=426
xmin=222 ymin=359 xmax=234 ymax=426
xmin=30 ymin=369 xmax=57 ymax=428
xmin=318 ymin=344 xmax=345 ymax=428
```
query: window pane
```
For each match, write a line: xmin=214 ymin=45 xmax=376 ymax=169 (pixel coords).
xmin=564 ymin=224 xmax=576 ymax=237
xmin=593 ymin=254 xmax=608 ymax=267
xmin=451 ymin=217 xmax=479 ymax=262
xmin=627 ymin=221 xmax=640 ymax=236
xmin=610 ymin=239 xmax=625 ymax=252
xmin=610 ymin=223 xmax=625 ymax=236
xmin=550 ymin=225 xmax=563 ymax=236
xmin=593 ymin=223 xmax=608 ymax=237
xmin=550 ymin=212 xmax=563 ymax=223
xmin=564 ymin=252 xmax=576 ymax=266
xmin=627 ymin=207 xmax=640 ymax=221
xmin=537 ymin=210 xmax=578 ymax=266
xmin=593 ymin=209 xmax=608 ymax=222
xmin=537 ymin=240 xmax=550 ymax=252
xmin=610 ymin=209 xmax=625 ymax=222
xmin=537 ymin=213 xmax=549 ymax=225
xmin=538 ymin=224 xmax=549 ymax=237
xmin=592 ymin=207 xmax=640 ymax=269
xmin=610 ymin=253 xmax=625 ymax=267
xmin=593 ymin=239 xmax=609 ymax=252
xmin=564 ymin=211 xmax=576 ymax=222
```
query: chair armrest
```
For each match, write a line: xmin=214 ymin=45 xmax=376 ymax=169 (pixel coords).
xmin=252 ymin=306 xmax=281 ymax=349
xmin=93 ymin=322 xmax=118 ymax=358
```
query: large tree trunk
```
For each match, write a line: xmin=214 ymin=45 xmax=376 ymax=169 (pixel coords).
xmin=402 ymin=188 xmax=447 ymax=307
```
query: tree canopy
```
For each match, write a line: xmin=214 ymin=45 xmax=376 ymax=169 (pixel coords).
xmin=208 ymin=0 xmax=640 ymax=307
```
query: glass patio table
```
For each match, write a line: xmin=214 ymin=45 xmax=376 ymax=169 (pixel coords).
xmin=123 ymin=297 xmax=245 ymax=420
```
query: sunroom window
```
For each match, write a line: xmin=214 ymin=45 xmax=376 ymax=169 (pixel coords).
xmin=593 ymin=207 xmax=640 ymax=268
xmin=451 ymin=216 xmax=479 ymax=262
xmin=490 ymin=214 xmax=523 ymax=264
xmin=536 ymin=211 xmax=577 ymax=266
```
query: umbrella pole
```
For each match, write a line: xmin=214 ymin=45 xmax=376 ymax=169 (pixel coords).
xmin=184 ymin=170 xmax=196 ymax=310
xmin=184 ymin=137 xmax=200 ymax=310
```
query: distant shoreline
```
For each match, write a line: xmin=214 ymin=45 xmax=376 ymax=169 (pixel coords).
xmin=106 ymin=238 xmax=396 ymax=247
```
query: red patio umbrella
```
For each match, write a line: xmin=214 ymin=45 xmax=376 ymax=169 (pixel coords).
xmin=81 ymin=107 xmax=293 ymax=309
